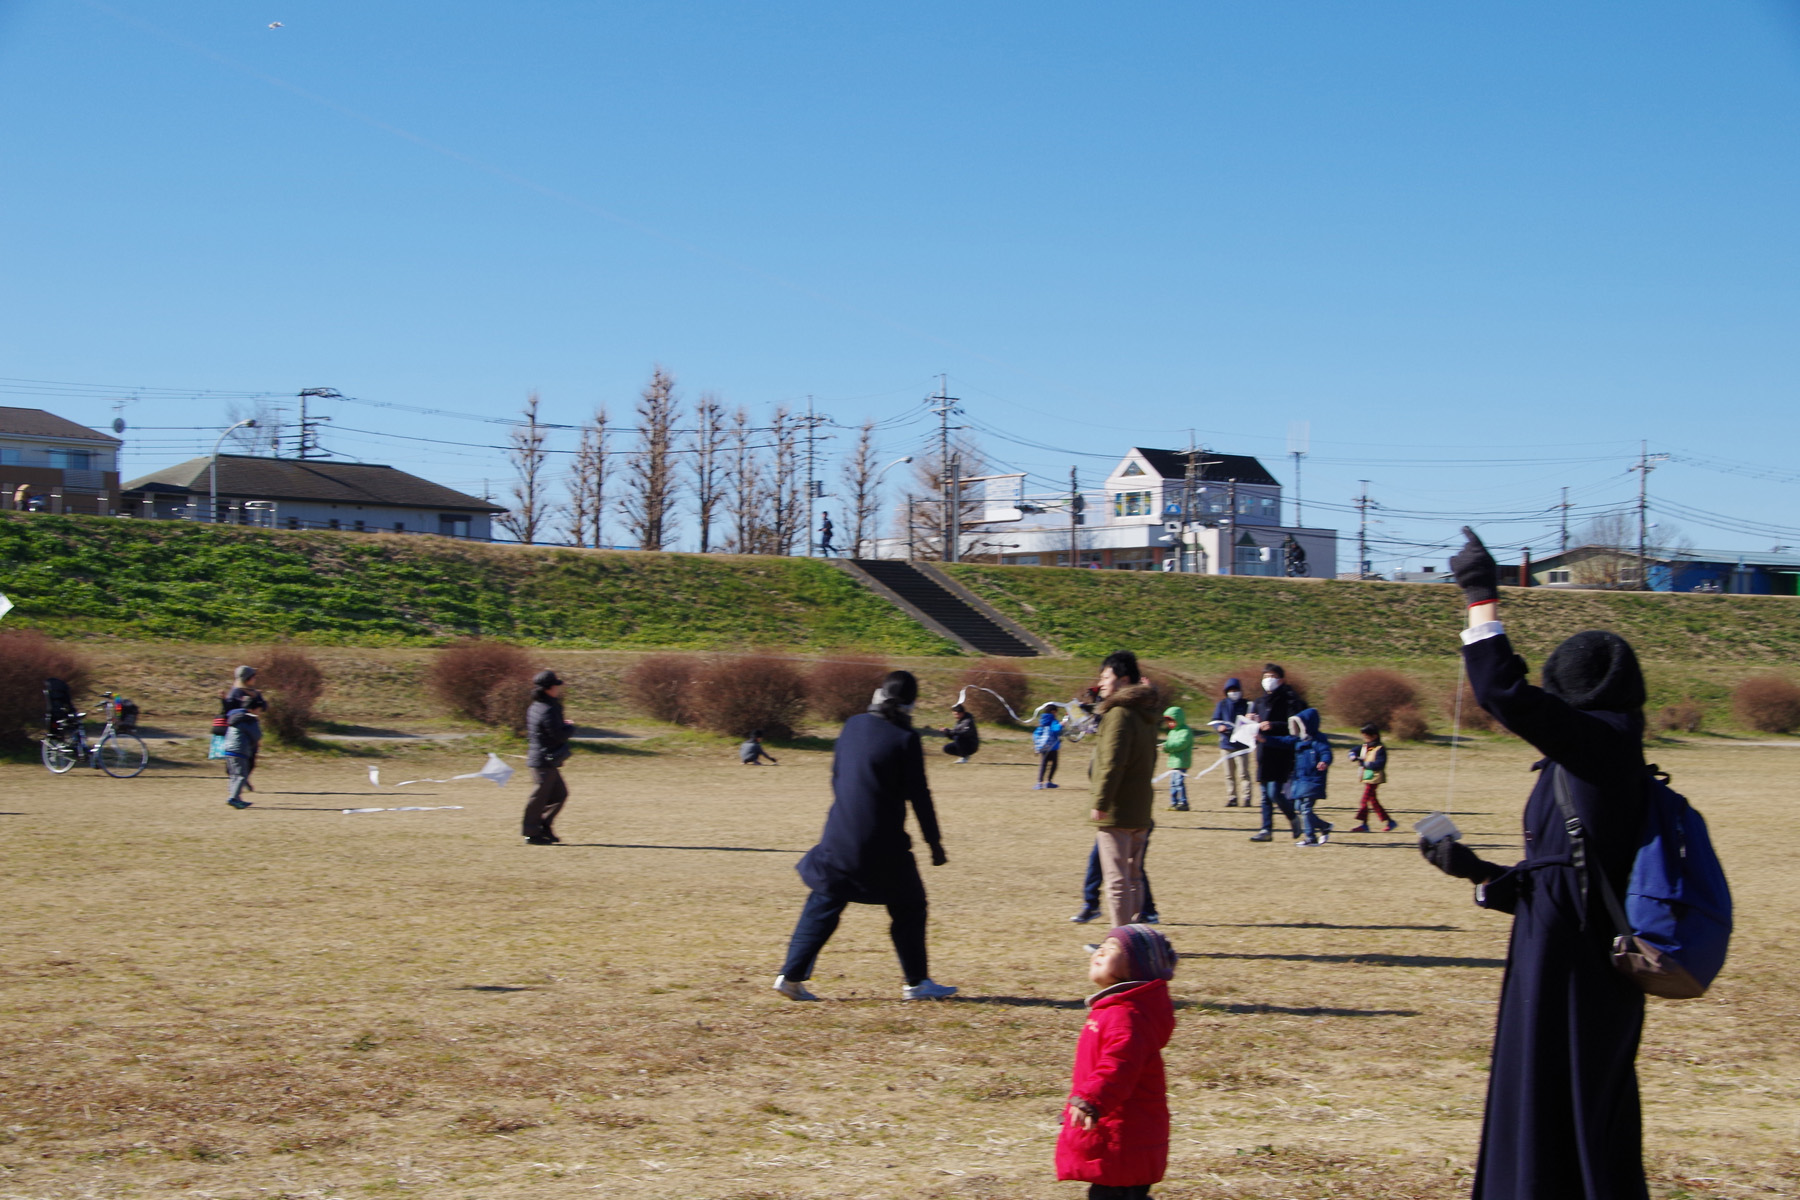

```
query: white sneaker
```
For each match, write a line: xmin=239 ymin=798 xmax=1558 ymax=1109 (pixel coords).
xmin=901 ymin=978 xmax=958 ymax=1000
xmin=773 ymin=975 xmax=818 ymax=1001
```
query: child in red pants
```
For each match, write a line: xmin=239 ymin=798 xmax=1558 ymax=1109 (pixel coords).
xmin=1349 ymin=723 xmax=1395 ymax=832
xmin=1057 ymin=924 xmax=1176 ymax=1199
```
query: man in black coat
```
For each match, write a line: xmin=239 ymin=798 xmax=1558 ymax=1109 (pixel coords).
xmin=522 ymin=670 xmax=572 ymax=845
xmin=1248 ymin=663 xmax=1305 ymax=842
xmin=1423 ymin=528 xmax=1650 ymax=1200
xmin=775 ymin=671 xmax=956 ymax=1002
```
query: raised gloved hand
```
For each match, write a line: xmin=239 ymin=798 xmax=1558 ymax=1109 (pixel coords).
xmin=1449 ymin=526 xmax=1499 ymax=607
xmin=929 ymin=842 xmax=948 ymax=867
xmin=1419 ymin=836 xmax=1496 ymax=881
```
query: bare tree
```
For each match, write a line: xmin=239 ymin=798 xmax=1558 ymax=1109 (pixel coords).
xmin=691 ymin=392 xmax=726 ymax=553
xmin=897 ymin=435 xmax=986 ymax=560
xmin=840 ymin=419 xmax=881 ymax=557
xmin=223 ymin=399 xmax=285 ymax=456
xmin=496 ymin=392 xmax=552 ymax=545
xmin=768 ymin=407 xmax=805 ymax=556
xmin=725 ymin=406 xmax=763 ymax=553
xmin=1570 ymin=512 xmax=1689 ymax=588
xmin=564 ymin=407 xmax=610 ymax=548
xmin=619 ymin=367 xmax=681 ymax=551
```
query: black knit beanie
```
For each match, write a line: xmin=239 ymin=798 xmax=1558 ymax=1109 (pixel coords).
xmin=1541 ymin=630 xmax=1645 ymax=712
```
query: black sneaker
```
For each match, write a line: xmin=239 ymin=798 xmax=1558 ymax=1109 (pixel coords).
xmin=227 ymin=799 xmax=251 ymax=810
xmin=1248 ymin=830 xmax=1272 ymax=842
xmin=1140 ymin=912 xmax=1160 ymax=924
xmin=1069 ymin=905 xmax=1099 ymax=924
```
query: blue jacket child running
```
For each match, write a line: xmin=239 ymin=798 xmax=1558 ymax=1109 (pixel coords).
xmin=1274 ymin=708 xmax=1332 ymax=801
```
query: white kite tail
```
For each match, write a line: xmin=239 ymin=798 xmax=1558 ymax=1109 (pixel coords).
xmin=954 ymin=685 xmax=1032 ymax=725
xmin=1190 ymin=747 xmax=1252 ymax=780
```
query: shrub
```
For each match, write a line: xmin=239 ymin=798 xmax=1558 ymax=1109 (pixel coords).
xmin=483 ymin=676 xmax=536 ymax=736
xmin=428 ymin=639 xmax=533 ymax=725
xmin=1326 ymin=669 xmax=1418 ymax=731
xmin=1656 ymin=700 xmax=1704 ymax=734
xmin=1733 ymin=675 xmax=1800 ymax=734
xmin=1390 ymin=704 xmax=1431 ymax=742
xmin=1443 ymin=680 xmax=1501 ymax=733
xmin=959 ymin=658 xmax=1030 ymax=725
xmin=687 ymin=655 xmax=809 ymax=740
xmin=0 ymin=629 xmax=92 ymax=747
xmin=624 ymin=656 xmax=702 ymax=725
xmin=807 ymin=654 xmax=890 ymax=725
xmin=259 ymin=647 xmax=325 ymax=743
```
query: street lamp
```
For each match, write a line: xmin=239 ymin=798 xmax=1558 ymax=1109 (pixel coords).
xmin=210 ymin=419 xmax=256 ymax=523
xmin=873 ymin=455 xmax=913 ymax=487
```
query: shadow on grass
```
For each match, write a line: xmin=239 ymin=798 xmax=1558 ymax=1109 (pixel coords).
xmin=571 ymin=740 xmax=658 ymax=757
xmin=1185 ymin=951 xmax=1505 ymax=969
xmin=771 ymin=735 xmax=838 ymax=753
xmin=956 ymin=995 xmax=1084 ymax=1010
xmin=456 ymin=985 xmax=537 ymax=993
xmin=1188 ymin=1001 xmax=1422 ymax=1018
xmin=561 ymin=842 xmax=799 ymax=854
xmin=1199 ymin=921 xmax=1465 ymax=932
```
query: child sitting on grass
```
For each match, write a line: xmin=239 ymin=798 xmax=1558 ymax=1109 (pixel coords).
xmin=1056 ymin=924 xmax=1177 ymax=1200
xmin=740 ymin=730 xmax=779 ymax=766
xmin=1349 ymin=723 xmax=1395 ymax=832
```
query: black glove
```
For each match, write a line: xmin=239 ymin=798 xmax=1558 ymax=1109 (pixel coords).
xmin=928 ymin=842 xmax=948 ymax=867
xmin=1449 ymin=526 xmax=1499 ymax=606
xmin=1419 ymin=836 xmax=1494 ymax=881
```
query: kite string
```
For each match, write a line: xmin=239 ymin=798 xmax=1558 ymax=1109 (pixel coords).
xmin=1447 ymin=655 xmax=1466 ymax=808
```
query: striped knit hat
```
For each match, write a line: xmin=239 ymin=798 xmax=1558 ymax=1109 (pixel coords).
xmin=1106 ymin=924 xmax=1176 ymax=981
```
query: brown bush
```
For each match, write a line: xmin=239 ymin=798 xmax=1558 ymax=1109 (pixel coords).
xmin=623 ymin=656 xmax=702 ymax=725
xmin=0 ymin=629 xmax=93 ymax=747
xmin=259 ymin=647 xmax=325 ymax=743
xmin=1325 ymin=669 xmax=1418 ymax=731
xmin=687 ymin=655 xmax=809 ymax=740
xmin=1733 ymin=675 xmax=1800 ymax=733
xmin=427 ymin=639 xmax=533 ymax=724
xmin=1443 ymin=680 xmax=1502 ymax=733
xmin=1390 ymin=704 xmax=1431 ymax=742
xmin=1232 ymin=667 xmax=1310 ymax=709
xmin=483 ymin=676 xmax=536 ymax=736
xmin=958 ymin=658 xmax=1030 ymax=725
xmin=807 ymin=655 xmax=889 ymax=725
xmin=1656 ymin=700 xmax=1704 ymax=734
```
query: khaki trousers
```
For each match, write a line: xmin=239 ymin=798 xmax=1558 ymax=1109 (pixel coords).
xmin=1094 ymin=826 xmax=1150 ymax=929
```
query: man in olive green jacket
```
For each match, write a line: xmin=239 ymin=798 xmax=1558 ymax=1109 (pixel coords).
xmin=1088 ymin=649 xmax=1161 ymax=927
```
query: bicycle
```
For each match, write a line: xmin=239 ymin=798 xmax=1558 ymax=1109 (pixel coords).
xmin=41 ymin=692 xmax=149 ymax=778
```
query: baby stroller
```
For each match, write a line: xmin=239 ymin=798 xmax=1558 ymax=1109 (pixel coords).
xmin=44 ymin=678 xmax=81 ymax=744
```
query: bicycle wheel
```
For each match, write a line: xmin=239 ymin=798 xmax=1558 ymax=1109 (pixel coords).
xmin=41 ymin=738 xmax=77 ymax=774
xmin=97 ymin=731 xmax=149 ymax=778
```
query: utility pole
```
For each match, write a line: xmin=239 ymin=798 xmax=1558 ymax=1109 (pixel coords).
xmin=1287 ymin=420 xmax=1310 ymax=527
xmin=1559 ymin=486 xmax=1571 ymax=551
xmin=1631 ymin=441 xmax=1669 ymax=591
xmin=1183 ymin=445 xmax=1198 ymax=573
xmin=801 ymin=396 xmax=831 ymax=556
xmin=1224 ymin=478 xmax=1238 ymax=576
xmin=294 ymin=387 xmax=339 ymax=460
xmin=1356 ymin=480 xmax=1372 ymax=580
xmin=1068 ymin=466 xmax=1080 ymax=568
xmin=906 ymin=494 xmax=915 ymax=561
xmin=947 ymin=455 xmax=961 ymax=563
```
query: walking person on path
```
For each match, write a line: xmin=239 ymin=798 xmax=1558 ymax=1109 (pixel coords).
xmin=1349 ymin=724 xmax=1396 ymax=832
xmin=774 ymin=671 xmax=957 ymax=1002
xmin=1086 ymin=650 xmax=1160 ymax=931
xmin=217 ymin=666 xmax=265 ymax=790
xmin=221 ymin=696 xmax=264 ymax=810
xmin=1421 ymin=527 xmax=1652 ymax=1199
xmin=1248 ymin=664 xmax=1305 ymax=842
xmin=522 ymin=670 xmax=572 ymax=845
xmin=1206 ymin=678 xmax=1251 ymax=806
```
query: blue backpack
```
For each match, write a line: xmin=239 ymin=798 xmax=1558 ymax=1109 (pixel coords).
xmin=1553 ymin=766 xmax=1732 ymax=999
xmin=1032 ymin=721 xmax=1059 ymax=753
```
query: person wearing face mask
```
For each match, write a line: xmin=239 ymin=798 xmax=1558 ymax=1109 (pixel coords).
xmin=775 ymin=671 xmax=956 ymax=1002
xmin=1206 ymin=678 xmax=1251 ymax=807
xmin=1248 ymin=664 xmax=1305 ymax=842
xmin=1422 ymin=527 xmax=1651 ymax=1200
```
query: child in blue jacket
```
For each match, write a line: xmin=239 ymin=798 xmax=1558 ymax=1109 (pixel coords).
xmin=1207 ymin=678 xmax=1251 ymax=807
xmin=1033 ymin=705 xmax=1064 ymax=790
xmin=1270 ymin=707 xmax=1333 ymax=846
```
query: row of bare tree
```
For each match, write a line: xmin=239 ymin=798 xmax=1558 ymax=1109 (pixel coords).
xmin=495 ymin=368 xmax=986 ymax=558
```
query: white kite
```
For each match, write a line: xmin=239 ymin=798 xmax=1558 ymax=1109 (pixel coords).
xmin=366 ymin=753 xmax=515 ymax=789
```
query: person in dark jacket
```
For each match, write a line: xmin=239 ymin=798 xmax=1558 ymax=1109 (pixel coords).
xmin=1423 ymin=527 xmax=1650 ymax=1200
xmin=219 ymin=666 xmax=265 ymax=791
xmin=1206 ymin=678 xmax=1251 ymax=806
xmin=522 ymin=670 xmax=573 ymax=845
xmin=221 ymin=698 xmax=264 ymax=810
xmin=941 ymin=703 xmax=979 ymax=763
xmin=1088 ymin=650 xmax=1161 ymax=930
xmin=1248 ymin=664 xmax=1304 ymax=842
xmin=775 ymin=671 xmax=957 ymax=1001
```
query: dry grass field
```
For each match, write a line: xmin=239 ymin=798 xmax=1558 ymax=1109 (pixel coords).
xmin=3 ymin=719 xmax=1797 ymax=1199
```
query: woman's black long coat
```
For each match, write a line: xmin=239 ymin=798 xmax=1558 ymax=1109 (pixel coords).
xmin=1464 ymin=633 xmax=1649 ymax=1200
xmin=797 ymin=713 xmax=942 ymax=905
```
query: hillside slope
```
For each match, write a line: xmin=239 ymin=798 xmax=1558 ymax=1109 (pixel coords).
xmin=0 ymin=513 xmax=957 ymax=652
xmin=941 ymin=562 xmax=1800 ymax=662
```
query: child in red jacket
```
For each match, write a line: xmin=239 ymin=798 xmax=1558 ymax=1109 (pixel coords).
xmin=1056 ymin=923 xmax=1177 ymax=1199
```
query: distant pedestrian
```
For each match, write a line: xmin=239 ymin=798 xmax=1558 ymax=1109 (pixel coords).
xmin=818 ymin=511 xmax=836 ymax=556
xmin=216 ymin=666 xmax=265 ymax=789
xmin=775 ymin=671 xmax=956 ymax=1002
xmin=1206 ymin=678 xmax=1251 ymax=807
xmin=1248 ymin=664 xmax=1305 ymax=843
xmin=941 ymin=703 xmax=978 ymax=763
xmin=522 ymin=670 xmax=572 ymax=845
xmin=1349 ymin=724 xmax=1395 ymax=832
xmin=1159 ymin=705 xmax=1193 ymax=812
xmin=1269 ymin=708 xmax=1334 ymax=845
xmin=1056 ymin=924 xmax=1177 ymax=1198
xmin=741 ymin=730 xmax=780 ymax=766
xmin=1034 ymin=705 xmax=1064 ymax=790
xmin=1086 ymin=650 xmax=1159 ymax=930
xmin=221 ymin=697 xmax=264 ymax=810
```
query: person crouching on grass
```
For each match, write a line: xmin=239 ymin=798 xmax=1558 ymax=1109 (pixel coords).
xmin=1057 ymin=924 xmax=1177 ymax=1200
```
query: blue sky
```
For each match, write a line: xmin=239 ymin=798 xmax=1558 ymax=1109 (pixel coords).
xmin=2 ymin=1 xmax=1798 ymax=569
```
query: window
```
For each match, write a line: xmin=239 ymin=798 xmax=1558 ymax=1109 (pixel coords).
xmin=286 ymin=517 xmax=299 ymax=530
xmin=353 ymin=520 xmax=365 ymax=532
xmin=49 ymin=450 xmax=91 ymax=470
xmin=0 ymin=447 xmax=19 ymax=465
xmin=1122 ymin=461 xmax=1145 ymax=477
xmin=328 ymin=518 xmax=341 ymax=530
xmin=393 ymin=522 xmax=405 ymax=533
xmin=1547 ymin=569 xmax=1571 ymax=583
xmin=1113 ymin=491 xmax=1153 ymax=517
xmin=439 ymin=514 xmax=471 ymax=538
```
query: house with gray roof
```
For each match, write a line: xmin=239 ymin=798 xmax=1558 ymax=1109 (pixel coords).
xmin=0 ymin=406 xmax=124 ymax=515
xmin=123 ymin=454 xmax=505 ymax=539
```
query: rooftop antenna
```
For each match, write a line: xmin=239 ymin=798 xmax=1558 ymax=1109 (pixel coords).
xmin=1287 ymin=420 xmax=1310 ymax=527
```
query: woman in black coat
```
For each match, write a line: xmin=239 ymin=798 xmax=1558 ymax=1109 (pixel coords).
xmin=1426 ymin=529 xmax=1649 ymax=1200
xmin=775 ymin=671 xmax=958 ymax=1002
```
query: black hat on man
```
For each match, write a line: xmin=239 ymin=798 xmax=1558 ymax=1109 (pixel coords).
xmin=1541 ymin=630 xmax=1645 ymax=712
xmin=533 ymin=670 xmax=563 ymax=689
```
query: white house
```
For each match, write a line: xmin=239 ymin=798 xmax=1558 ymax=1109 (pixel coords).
xmin=0 ymin=406 xmax=123 ymax=515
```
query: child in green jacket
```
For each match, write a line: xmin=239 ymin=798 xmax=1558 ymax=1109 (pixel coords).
xmin=1160 ymin=706 xmax=1195 ymax=813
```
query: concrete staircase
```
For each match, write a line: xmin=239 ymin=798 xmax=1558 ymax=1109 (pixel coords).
xmin=843 ymin=559 xmax=1047 ymax=657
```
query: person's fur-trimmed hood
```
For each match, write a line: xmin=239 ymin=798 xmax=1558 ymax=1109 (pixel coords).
xmin=1096 ymin=681 xmax=1160 ymax=717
